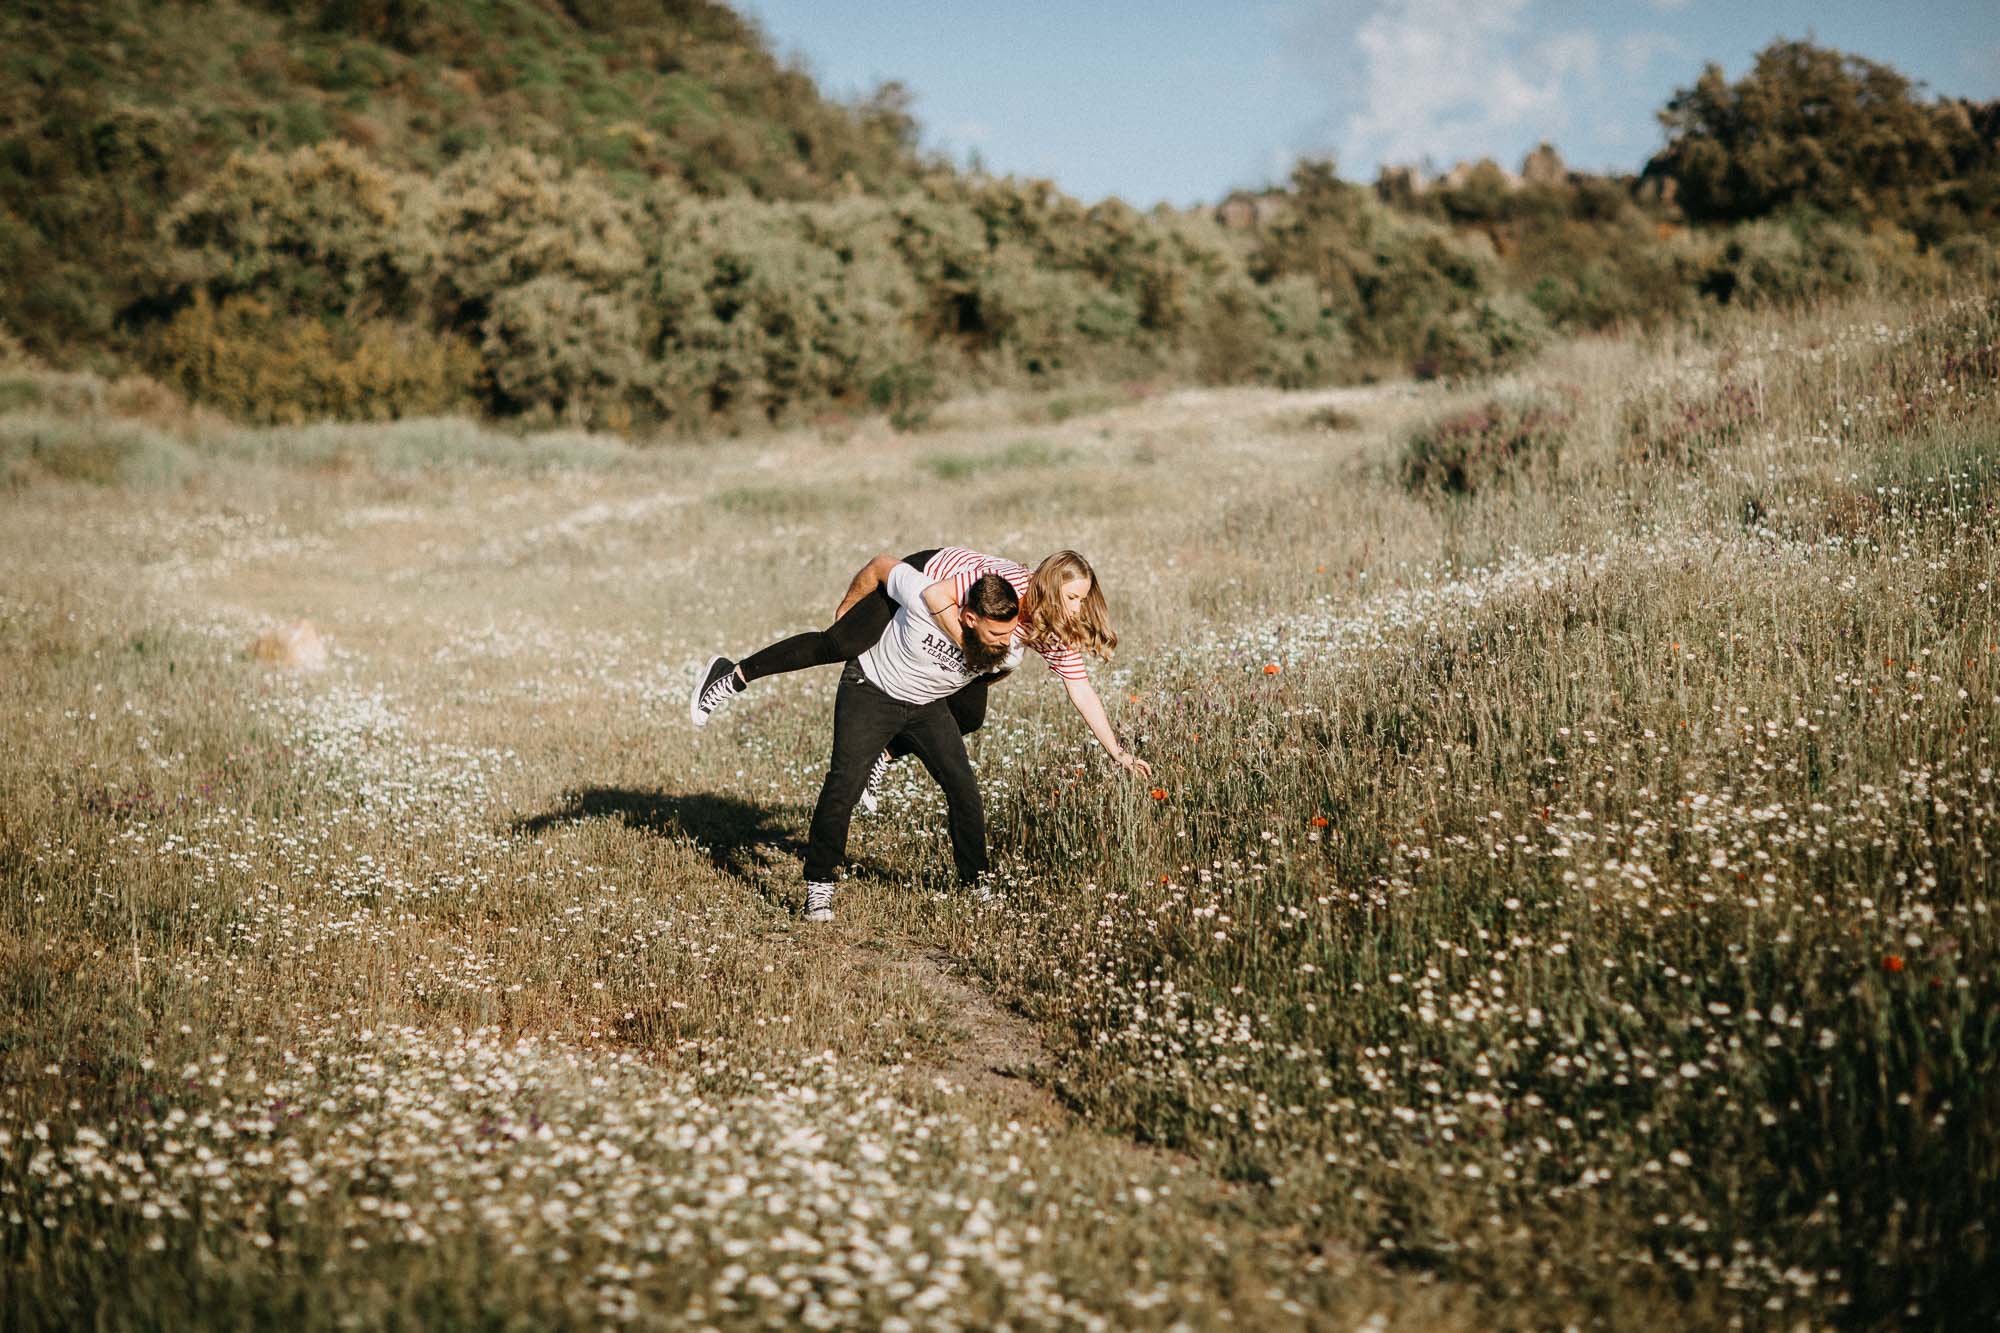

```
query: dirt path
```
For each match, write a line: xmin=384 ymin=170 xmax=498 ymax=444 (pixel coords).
xmin=882 ymin=946 xmax=1071 ymax=1121
xmin=175 ymin=377 xmax=1419 ymax=1193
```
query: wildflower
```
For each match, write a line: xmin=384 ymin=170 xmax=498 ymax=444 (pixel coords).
xmin=1149 ymin=788 xmax=1168 ymax=801
xmin=1881 ymin=954 xmax=1905 ymax=973
xmin=1262 ymin=663 xmax=1281 ymax=675
xmin=1309 ymin=815 xmax=1330 ymax=828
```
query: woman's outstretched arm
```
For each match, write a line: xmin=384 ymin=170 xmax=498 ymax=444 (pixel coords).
xmin=1062 ymin=674 xmax=1152 ymax=776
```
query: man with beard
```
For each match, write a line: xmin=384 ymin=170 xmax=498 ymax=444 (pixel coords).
xmin=795 ymin=567 xmax=1021 ymax=922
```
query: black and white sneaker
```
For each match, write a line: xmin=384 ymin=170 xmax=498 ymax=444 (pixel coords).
xmin=803 ymin=881 xmax=836 ymax=922
xmin=857 ymin=749 xmax=892 ymax=815
xmin=690 ymin=656 xmax=742 ymax=727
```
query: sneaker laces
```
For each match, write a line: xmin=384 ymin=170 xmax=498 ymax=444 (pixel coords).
xmin=698 ymin=670 xmax=740 ymax=712
xmin=858 ymin=750 xmax=890 ymax=815
xmin=805 ymin=881 xmax=835 ymax=915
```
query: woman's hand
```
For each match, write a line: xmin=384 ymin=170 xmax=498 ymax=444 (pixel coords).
xmin=1115 ymin=751 xmax=1153 ymax=777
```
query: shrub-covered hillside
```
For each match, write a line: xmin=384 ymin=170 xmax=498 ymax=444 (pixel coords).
xmin=3 ymin=8 xmax=1997 ymax=434
xmin=1 ymin=0 xmax=926 ymax=360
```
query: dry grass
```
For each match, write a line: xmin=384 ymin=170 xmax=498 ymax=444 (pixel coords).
xmin=3 ymin=285 xmax=1997 ymax=1327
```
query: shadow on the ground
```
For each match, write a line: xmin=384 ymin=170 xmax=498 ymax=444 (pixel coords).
xmin=511 ymin=787 xmax=808 ymax=880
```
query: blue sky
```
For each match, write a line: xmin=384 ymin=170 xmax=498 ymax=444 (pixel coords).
xmin=735 ymin=1 xmax=2000 ymax=208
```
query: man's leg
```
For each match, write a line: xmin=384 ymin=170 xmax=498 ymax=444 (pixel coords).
xmin=896 ymin=701 xmax=988 ymax=886
xmin=802 ymin=664 xmax=909 ymax=885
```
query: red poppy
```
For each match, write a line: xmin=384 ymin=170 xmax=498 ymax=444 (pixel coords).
xmin=1882 ymin=954 xmax=1905 ymax=973
xmin=1149 ymin=787 xmax=1168 ymax=801
xmin=1263 ymin=663 xmax=1281 ymax=676
xmin=1309 ymin=815 xmax=1330 ymax=828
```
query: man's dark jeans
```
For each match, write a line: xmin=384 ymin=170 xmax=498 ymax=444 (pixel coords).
xmin=804 ymin=662 xmax=986 ymax=886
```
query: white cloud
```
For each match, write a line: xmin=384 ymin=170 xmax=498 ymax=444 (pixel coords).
xmin=1333 ymin=0 xmax=1600 ymax=172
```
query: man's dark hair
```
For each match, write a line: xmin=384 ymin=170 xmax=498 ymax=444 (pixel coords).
xmin=962 ymin=573 xmax=1019 ymax=620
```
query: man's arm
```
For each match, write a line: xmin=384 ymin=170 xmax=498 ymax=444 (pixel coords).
xmin=1063 ymin=674 xmax=1152 ymax=775
xmin=833 ymin=554 xmax=901 ymax=621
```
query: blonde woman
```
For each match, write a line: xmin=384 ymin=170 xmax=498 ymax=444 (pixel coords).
xmin=693 ymin=546 xmax=1151 ymax=801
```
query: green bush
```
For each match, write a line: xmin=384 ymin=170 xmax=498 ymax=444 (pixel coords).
xmin=979 ymin=242 xmax=1128 ymax=376
xmin=0 ymin=414 xmax=193 ymax=489
xmin=145 ymin=292 xmax=480 ymax=425
xmin=1252 ymin=161 xmax=1499 ymax=373
xmin=1248 ymin=274 xmax=1347 ymax=388
xmin=866 ymin=361 xmax=938 ymax=432
xmin=205 ymin=416 xmax=631 ymax=474
xmin=1517 ymin=217 xmax=1705 ymax=330
xmin=1621 ymin=378 xmax=1762 ymax=468
xmin=1186 ymin=275 xmax=1268 ymax=385
xmin=0 ymin=317 xmax=32 ymax=369
xmin=1938 ymin=233 xmax=2000 ymax=286
xmin=650 ymin=198 xmax=934 ymax=426
xmin=0 ymin=378 xmax=41 ymax=414
xmin=1415 ymin=293 xmax=1550 ymax=381
xmin=923 ymin=437 xmax=1070 ymax=481
xmin=157 ymin=140 xmax=413 ymax=314
xmin=1399 ymin=390 xmax=1571 ymax=496
xmin=478 ymin=276 xmax=649 ymax=428
xmin=417 ymin=146 xmax=647 ymax=326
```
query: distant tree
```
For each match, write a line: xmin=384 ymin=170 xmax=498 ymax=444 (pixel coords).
xmin=1646 ymin=39 xmax=1977 ymax=223
xmin=858 ymin=81 xmax=920 ymax=156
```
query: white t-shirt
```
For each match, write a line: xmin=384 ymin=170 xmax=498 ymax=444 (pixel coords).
xmin=857 ymin=563 xmax=1024 ymax=705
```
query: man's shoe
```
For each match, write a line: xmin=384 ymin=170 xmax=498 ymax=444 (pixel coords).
xmin=857 ymin=749 xmax=892 ymax=815
xmin=690 ymin=656 xmax=742 ymax=727
xmin=804 ymin=881 xmax=836 ymax=922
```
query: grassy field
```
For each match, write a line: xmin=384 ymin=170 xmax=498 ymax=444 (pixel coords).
xmin=2 ymin=284 xmax=1997 ymax=1328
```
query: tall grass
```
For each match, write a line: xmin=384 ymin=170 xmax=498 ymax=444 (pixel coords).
xmin=958 ymin=290 xmax=2000 ymax=1323
xmin=3 ymin=284 xmax=1997 ymax=1326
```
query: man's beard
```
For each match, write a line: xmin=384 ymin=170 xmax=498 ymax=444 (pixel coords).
xmin=962 ymin=630 xmax=1010 ymax=671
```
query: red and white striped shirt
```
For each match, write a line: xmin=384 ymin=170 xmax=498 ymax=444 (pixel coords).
xmin=921 ymin=547 xmax=1089 ymax=682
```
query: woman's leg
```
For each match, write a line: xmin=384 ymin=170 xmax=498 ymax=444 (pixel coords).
xmin=946 ymin=674 xmax=992 ymax=737
xmin=737 ymin=550 xmax=939 ymax=684
xmin=737 ymin=592 xmax=893 ymax=682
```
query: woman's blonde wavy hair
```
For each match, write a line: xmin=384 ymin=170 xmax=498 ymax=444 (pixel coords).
xmin=1021 ymin=550 xmax=1117 ymax=662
